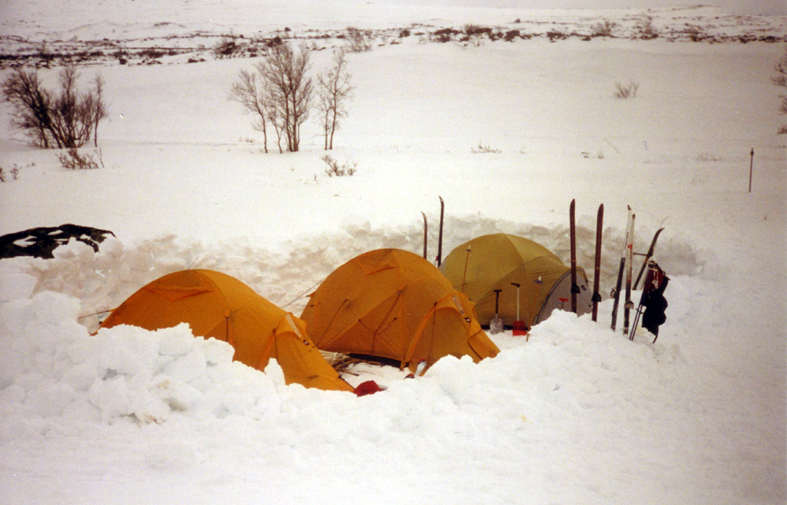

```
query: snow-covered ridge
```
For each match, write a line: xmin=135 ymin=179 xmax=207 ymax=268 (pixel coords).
xmin=1 ymin=4 xmax=785 ymax=68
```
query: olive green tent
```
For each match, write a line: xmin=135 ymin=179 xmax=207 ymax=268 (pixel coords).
xmin=440 ymin=234 xmax=592 ymax=329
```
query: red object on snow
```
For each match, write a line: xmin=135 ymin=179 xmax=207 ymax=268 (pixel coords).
xmin=354 ymin=380 xmax=383 ymax=396
xmin=512 ymin=320 xmax=528 ymax=337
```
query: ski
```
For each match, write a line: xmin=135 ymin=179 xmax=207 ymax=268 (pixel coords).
xmin=633 ymin=227 xmax=664 ymax=290
xmin=592 ymin=204 xmax=604 ymax=322
xmin=436 ymin=196 xmax=444 ymax=267
xmin=622 ymin=209 xmax=636 ymax=336
xmin=569 ymin=199 xmax=578 ymax=314
xmin=421 ymin=211 xmax=428 ymax=260
xmin=610 ymin=206 xmax=632 ymax=331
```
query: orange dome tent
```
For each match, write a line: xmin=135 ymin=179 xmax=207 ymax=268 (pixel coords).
xmin=441 ymin=233 xmax=592 ymax=329
xmin=99 ymin=269 xmax=353 ymax=392
xmin=300 ymin=249 xmax=499 ymax=370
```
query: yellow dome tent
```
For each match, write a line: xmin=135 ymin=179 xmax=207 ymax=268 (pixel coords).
xmin=98 ymin=269 xmax=353 ymax=392
xmin=300 ymin=248 xmax=499 ymax=370
xmin=441 ymin=234 xmax=592 ymax=329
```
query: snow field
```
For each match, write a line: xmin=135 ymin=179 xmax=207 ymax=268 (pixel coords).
xmin=1 ymin=2 xmax=785 ymax=503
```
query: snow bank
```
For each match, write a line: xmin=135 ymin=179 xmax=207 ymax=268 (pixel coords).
xmin=1 ymin=226 xmax=776 ymax=504
xmin=0 ymin=292 xmax=268 ymax=425
xmin=0 ymin=268 xmax=704 ymax=505
xmin=1 ymin=216 xmax=706 ymax=334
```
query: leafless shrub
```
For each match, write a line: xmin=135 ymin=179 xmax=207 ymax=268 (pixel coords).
xmin=322 ymin=154 xmax=356 ymax=176
xmin=0 ymin=162 xmax=30 ymax=182
xmin=433 ymin=28 xmax=460 ymax=43
xmin=471 ymin=143 xmax=502 ymax=154
xmin=685 ymin=26 xmax=706 ymax=42
xmin=464 ymin=24 xmax=492 ymax=46
xmin=591 ymin=19 xmax=618 ymax=37
xmin=636 ymin=16 xmax=659 ymax=39
xmin=504 ymin=29 xmax=521 ymax=42
xmin=317 ymin=49 xmax=353 ymax=151
xmin=214 ymin=34 xmax=243 ymax=58
xmin=614 ymin=80 xmax=639 ymax=99
xmin=2 ymin=66 xmax=108 ymax=149
xmin=346 ymin=27 xmax=373 ymax=52
xmin=546 ymin=30 xmax=568 ymax=42
xmin=57 ymin=148 xmax=104 ymax=170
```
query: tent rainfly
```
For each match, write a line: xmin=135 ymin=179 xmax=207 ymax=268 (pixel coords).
xmin=300 ymin=248 xmax=499 ymax=370
xmin=98 ymin=269 xmax=353 ymax=392
xmin=440 ymin=233 xmax=592 ymax=329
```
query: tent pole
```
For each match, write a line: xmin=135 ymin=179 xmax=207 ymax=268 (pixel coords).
xmin=461 ymin=246 xmax=471 ymax=292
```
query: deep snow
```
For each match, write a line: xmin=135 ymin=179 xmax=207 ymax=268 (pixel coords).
xmin=0 ymin=1 xmax=786 ymax=504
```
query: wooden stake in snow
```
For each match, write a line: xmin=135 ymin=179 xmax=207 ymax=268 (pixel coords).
xmin=749 ymin=148 xmax=754 ymax=193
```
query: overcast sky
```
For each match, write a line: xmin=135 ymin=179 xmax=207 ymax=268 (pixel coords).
xmin=380 ymin=0 xmax=786 ymax=16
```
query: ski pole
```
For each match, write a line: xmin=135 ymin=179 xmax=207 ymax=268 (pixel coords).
xmin=569 ymin=199 xmax=578 ymax=314
xmin=436 ymin=196 xmax=444 ymax=266
xmin=421 ymin=212 xmax=428 ymax=259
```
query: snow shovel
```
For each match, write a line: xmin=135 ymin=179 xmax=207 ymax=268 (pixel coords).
xmin=510 ymin=282 xmax=528 ymax=337
xmin=489 ymin=289 xmax=504 ymax=334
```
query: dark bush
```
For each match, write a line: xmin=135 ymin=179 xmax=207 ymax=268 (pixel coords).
xmin=504 ymin=29 xmax=521 ymax=42
xmin=2 ymin=66 xmax=107 ymax=149
xmin=434 ymin=28 xmax=460 ymax=43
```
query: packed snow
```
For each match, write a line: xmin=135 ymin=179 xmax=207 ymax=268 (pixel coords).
xmin=0 ymin=0 xmax=785 ymax=504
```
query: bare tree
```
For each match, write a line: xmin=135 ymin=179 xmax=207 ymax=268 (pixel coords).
xmin=257 ymin=42 xmax=313 ymax=152
xmin=230 ymin=68 xmax=273 ymax=153
xmin=92 ymin=73 xmax=108 ymax=147
xmin=317 ymin=49 xmax=353 ymax=150
xmin=2 ymin=68 xmax=53 ymax=147
xmin=49 ymin=66 xmax=92 ymax=149
xmin=2 ymin=66 xmax=107 ymax=149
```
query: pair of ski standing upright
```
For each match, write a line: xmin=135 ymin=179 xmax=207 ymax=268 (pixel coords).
xmin=569 ymin=200 xmax=665 ymax=342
